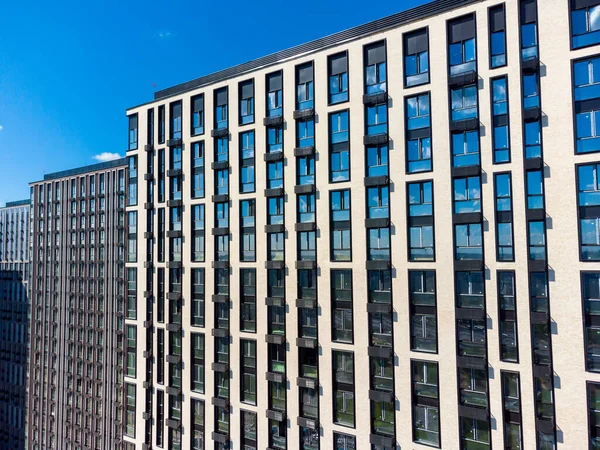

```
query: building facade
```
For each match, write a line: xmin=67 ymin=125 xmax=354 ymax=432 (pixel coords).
xmin=27 ymin=159 xmax=127 ymax=449
xmin=0 ymin=200 xmax=30 ymax=449
xmin=124 ymin=0 xmax=600 ymax=449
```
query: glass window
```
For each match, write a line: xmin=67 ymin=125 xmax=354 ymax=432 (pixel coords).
xmin=365 ymin=42 xmax=387 ymax=94
xmin=410 ymin=271 xmax=437 ymax=353
xmin=412 ymin=360 xmax=439 ymax=446
xmin=128 ymin=114 xmax=138 ymax=150
xmin=451 ymin=85 xmax=478 ymax=121
xmin=489 ymin=4 xmax=506 ymax=68
xmin=452 ymin=130 xmax=480 ymax=167
xmin=404 ymin=28 xmax=429 ymax=87
xmin=454 ymin=176 xmax=481 ymax=213
xmin=239 ymin=80 xmax=254 ymax=125
xmin=406 ymin=93 xmax=431 ymax=130
xmin=329 ymin=52 xmax=349 ymax=104
xmin=332 ymin=270 xmax=353 ymax=343
xmin=191 ymin=94 xmax=204 ymax=135
xmin=170 ymin=101 xmax=182 ymax=140
xmin=366 ymin=104 xmax=388 ymax=136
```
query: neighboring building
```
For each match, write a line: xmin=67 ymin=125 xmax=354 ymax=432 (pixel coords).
xmin=0 ymin=200 xmax=30 ymax=449
xmin=122 ymin=0 xmax=600 ymax=449
xmin=27 ymin=159 xmax=127 ymax=450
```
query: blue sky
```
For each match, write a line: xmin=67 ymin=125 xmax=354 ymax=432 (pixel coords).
xmin=0 ymin=0 xmax=428 ymax=205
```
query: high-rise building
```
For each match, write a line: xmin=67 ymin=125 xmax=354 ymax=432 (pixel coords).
xmin=0 ymin=199 xmax=30 ymax=449
xmin=123 ymin=0 xmax=600 ymax=449
xmin=27 ymin=159 xmax=127 ymax=449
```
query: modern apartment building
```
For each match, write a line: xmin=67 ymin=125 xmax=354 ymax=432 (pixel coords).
xmin=123 ymin=0 xmax=600 ymax=448
xmin=27 ymin=159 xmax=127 ymax=450
xmin=0 ymin=199 xmax=30 ymax=449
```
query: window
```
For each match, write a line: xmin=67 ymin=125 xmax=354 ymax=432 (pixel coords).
xmin=191 ymin=399 xmax=205 ymax=450
xmin=331 ymin=190 xmax=351 ymax=261
xmin=240 ymin=200 xmax=256 ymax=262
xmin=242 ymin=410 xmax=257 ymax=450
xmin=128 ymin=156 xmax=138 ymax=206
xmin=571 ymin=0 xmax=600 ymax=48
xmin=459 ymin=368 xmax=488 ymax=408
xmin=528 ymin=220 xmax=546 ymax=261
xmin=367 ymin=186 xmax=389 ymax=220
xmin=148 ymin=108 xmax=154 ymax=145
xmin=157 ymin=390 xmax=165 ymax=446
xmin=191 ymin=94 xmax=204 ymax=136
xmin=460 ymin=417 xmax=490 ymax=450
xmin=240 ymin=269 xmax=256 ymax=332
xmin=269 ymin=418 xmax=286 ymax=449
xmin=368 ymin=227 xmax=390 ymax=261
xmin=126 ymin=325 xmax=136 ymax=378
xmin=170 ymin=101 xmax=182 ymax=140
xmin=366 ymin=144 xmax=389 ymax=177
xmin=128 ymin=114 xmax=138 ymax=150
xmin=454 ymin=176 xmax=481 ymax=214
xmin=452 ymin=130 xmax=480 ymax=167
xmin=371 ymin=398 xmax=395 ymax=436
xmin=125 ymin=383 xmax=136 ymax=437
xmin=498 ymin=271 xmax=518 ymax=362
xmin=368 ymin=269 xmax=391 ymax=305
xmin=214 ymin=88 xmax=228 ymax=129
xmin=191 ymin=268 xmax=205 ymax=327
xmin=410 ymin=271 xmax=437 ymax=353
xmin=297 ymin=119 xmax=315 ymax=148
xmin=268 ymin=196 xmax=284 ymax=225
xmin=298 ymin=231 xmax=316 ymax=261
xmin=408 ymin=181 xmax=434 ymax=261
xmin=268 ymin=232 xmax=285 ymax=261
xmin=502 ymin=372 xmax=523 ymax=450
xmin=494 ymin=173 xmax=514 ymax=261
xmin=192 ymin=205 xmax=205 ymax=262
xmin=191 ymin=141 xmax=205 ymax=198
xmin=457 ymin=318 xmax=487 ymax=358
xmin=330 ymin=111 xmax=350 ymax=182
xmin=448 ymin=14 xmax=477 ymax=75
xmin=455 ymin=223 xmax=483 ymax=260
xmin=583 ymin=273 xmax=600 ymax=371
xmin=267 ymin=71 xmax=283 ymax=117
xmin=240 ymin=131 xmax=255 ymax=193
xmin=411 ymin=360 xmax=439 ymax=447
xmin=239 ymin=80 xmax=254 ymax=125
xmin=579 ymin=163 xmax=600 ymax=260
xmin=158 ymin=149 xmax=165 ymax=202
xmin=159 ymin=104 xmax=165 ymax=144
xmin=215 ymin=168 xmax=229 ymax=196
xmin=333 ymin=351 xmax=355 ymax=427
xmin=215 ymin=137 xmax=228 ymax=162
xmin=491 ymin=76 xmax=511 ymax=163
xmin=331 ymin=270 xmax=353 ymax=343
xmin=126 ymin=268 xmax=137 ymax=319
xmin=589 ymin=382 xmax=600 ymax=448
xmin=334 ymin=433 xmax=356 ymax=450
xmin=404 ymin=28 xmax=429 ymax=87
xmin=451 ymin=85 xmax=478 ymax=121
xmin=366 ymin=103 xmax=388 ymax=136
xmin=241 ymin=340 xmax=257 ymax=405
xmin=574 ymin=56 xmax=600 ymax=153
xmin=329 ymin=52 xmax=349 ymax=104
xmin=455 ymin=271 xmax=485 ymax=309
xmin=267 ymin=126 xmax=283 ymax=153
xmin=191 ymin=333 xmax=204 ymax=393
xmin=489 ymin=4 xmax=507 ymax=68
xmin=296 ymin=62 xmax=314 ymax=110
xmin=297 ymin=155 xmax=315 ymax=186
xmin=520 ymin=0 xmax=538 ymax=61
xmin=364 ymin=41 xmax=387 ymax=94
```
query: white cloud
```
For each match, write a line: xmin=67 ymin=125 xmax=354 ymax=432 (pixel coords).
xmin=158 ymin=30 xmax=172 ymax=38
xmin=0 ymin=125 xmax=4 ymax=131
xmin=93 ymin=152 xmax=122 ymax=162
